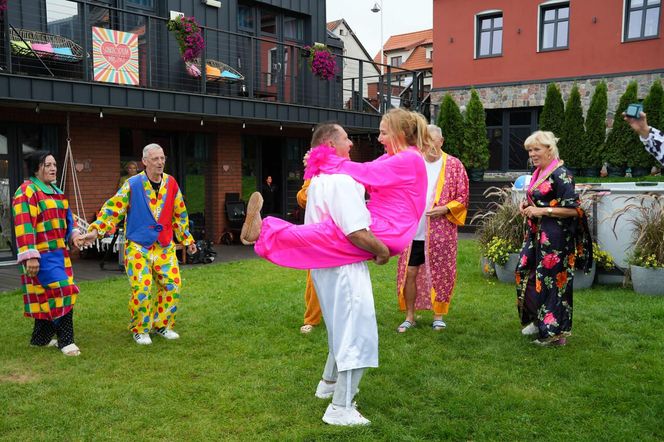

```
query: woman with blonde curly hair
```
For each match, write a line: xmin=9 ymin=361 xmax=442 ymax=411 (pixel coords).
xmin=516 ymin=130 xmax=593 ymax=346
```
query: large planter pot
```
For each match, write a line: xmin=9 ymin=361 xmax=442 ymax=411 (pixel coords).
xmin=631 ymin=167 xmax=650 ymax=177
xmin=595 ymin=267 xmax=625 ymax=285
xmin=607 ymin=165 xmax=626 ymax=177
xmin=480 ymin=256 xmax=495 ymax=278
xmin=573 ymin=263 xmax=596 ymax=290
xmin=581 ymin=167 xmax=600 ymax=177
xmin=630 ymin=265 xmax=664 ymax=296
xmin=467 ymin=168 xmax=485 ymax=182
xmin=494 ymin=253 xmax=520 ymax=283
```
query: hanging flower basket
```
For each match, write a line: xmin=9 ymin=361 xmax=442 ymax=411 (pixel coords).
xmin=167 ymin=15 xmax=205 ymax=63
xmin=304 ymin=43 xmax=337 ymax=80
xmin=0 ymin=0 xmax=7 ymax=15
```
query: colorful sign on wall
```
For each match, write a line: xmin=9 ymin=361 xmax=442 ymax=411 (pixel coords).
xmin=92 ymin=27 xmax=139 ymax=85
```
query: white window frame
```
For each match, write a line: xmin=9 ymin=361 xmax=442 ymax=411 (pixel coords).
xmin=474 ymin=9 xmax=503 ymax=59
xmin=537 ymin=0 xmax=570 ymax=53
xmin=622 ymin=0 xmax=662 ymax=42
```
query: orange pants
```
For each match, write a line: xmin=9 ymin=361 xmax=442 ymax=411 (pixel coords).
xmin=303 ymin=271 xmax=322 ymax=326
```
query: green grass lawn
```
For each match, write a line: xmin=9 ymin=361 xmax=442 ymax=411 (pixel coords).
xmin=1 ymin=240 xmax=663 ymax=441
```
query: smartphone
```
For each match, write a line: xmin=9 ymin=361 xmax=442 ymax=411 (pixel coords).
xmin=625 ymin=103 xmax=643 ymax=119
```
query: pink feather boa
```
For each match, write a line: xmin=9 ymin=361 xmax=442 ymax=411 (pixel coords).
xmin=303 ymin=145 xmax=346 ymax=179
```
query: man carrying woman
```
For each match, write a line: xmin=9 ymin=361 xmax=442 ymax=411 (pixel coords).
xmin=240 ymin=109 xmax=430 ymax=425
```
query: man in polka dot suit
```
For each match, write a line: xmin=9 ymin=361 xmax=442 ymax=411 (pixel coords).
xmin=81 ymin=144 xmax=196 ymax=345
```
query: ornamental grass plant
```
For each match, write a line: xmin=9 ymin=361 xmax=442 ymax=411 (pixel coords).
xmin=613 ymin=193 xmax=664 ymax=268
xmin=472 ymin=186 xmax=525 ymax=259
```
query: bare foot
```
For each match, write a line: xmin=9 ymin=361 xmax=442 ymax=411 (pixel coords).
xmin=241 ymin=192 xmax=264 ymax=245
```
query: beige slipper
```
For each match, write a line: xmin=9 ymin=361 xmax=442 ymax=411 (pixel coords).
xmin=241 ymin=192 xmax=264 ymax=245
xmin=300 ymin=324 xmax=315 ymax=334
xmin=60 ymin=343 xmax=81 ymax=357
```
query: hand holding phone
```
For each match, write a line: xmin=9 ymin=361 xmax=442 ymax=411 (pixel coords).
xmin=625 ymin=103 xmax=643 ymax=119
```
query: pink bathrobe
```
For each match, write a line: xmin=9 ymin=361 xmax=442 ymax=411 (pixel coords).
xmin=254 ymin=145 xmax=427 ymax=269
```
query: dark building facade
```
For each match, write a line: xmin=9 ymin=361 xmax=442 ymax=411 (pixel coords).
xmin=0 ymin=0 xmax=396 ymax=262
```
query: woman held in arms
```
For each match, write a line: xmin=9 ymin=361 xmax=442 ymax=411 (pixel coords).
xmin=243 ymin=108 xmax=428 ymax=270
xmin=516 ymin=131 xmax=592 ymax=346
xmin=12 ymin=151 xmax=85 ymax=356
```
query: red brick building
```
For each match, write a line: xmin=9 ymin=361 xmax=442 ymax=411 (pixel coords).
xmin=431 ymin=0 xmax=664 ymax=171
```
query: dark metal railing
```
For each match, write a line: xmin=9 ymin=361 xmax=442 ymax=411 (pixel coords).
xmin=0 ymin=0 xmax=424 ymax=115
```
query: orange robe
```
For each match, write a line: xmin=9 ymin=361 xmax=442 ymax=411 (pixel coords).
xmin=297 ymin=180 xmax=322 ymax=326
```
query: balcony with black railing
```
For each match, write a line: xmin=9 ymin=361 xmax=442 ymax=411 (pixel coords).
xmin=0 ymin=1 xmax=426 ymax=122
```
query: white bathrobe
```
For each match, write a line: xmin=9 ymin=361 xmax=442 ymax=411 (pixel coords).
xmin=306 ymin=174 xmax=378 ymax=372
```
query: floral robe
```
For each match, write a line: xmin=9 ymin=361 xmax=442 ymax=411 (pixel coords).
xmin=396 ymin=153 xmax=469 ymax=315
xmin=515 ymin=164 xmax=592 ymax=341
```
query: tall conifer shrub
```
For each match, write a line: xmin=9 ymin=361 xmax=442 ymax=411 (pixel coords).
xmin=462 ymin=89 xmax=490 ymax=169
xmin=539 ymin=83 xmax=564 ymax=136
xmin=605 ymin=81 xmax=640 ymax=168
xmin=436 ymin=93 xmax=464 ymax=159
xmin=558 ymin=85 xmax=585 ymax=168
xmin=583 ymin=81 xmax=608 ymax=168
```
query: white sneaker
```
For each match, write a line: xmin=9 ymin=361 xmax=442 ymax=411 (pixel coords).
xmin=315 ymin=380 xmax=336 ymax=399
xmin=521 ymin=323 xmax=538 ymax=336
xmin=133 ymin=333 xmax=152 ymax=345
xmin=322 ymin=403 xmax=370 ymax=426
xmin=155 ymin=328 xmax=180 ymax=340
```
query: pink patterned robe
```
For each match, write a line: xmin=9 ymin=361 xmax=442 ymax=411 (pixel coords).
xmin=396 ymin=153 xmax=469 ymax=315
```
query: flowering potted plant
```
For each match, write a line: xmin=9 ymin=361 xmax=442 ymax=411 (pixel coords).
xmin=304 ymin=43 xmax=337 ymax=80
xmin=472 ymin=186 xmax=525 ymax=282
xmin=593 ymin=242 xmax=622 ymax=285
xmin=485 ymin=236 xmax=521 ymax=283
xmin=167 ymin=15 xmax=205 ymax=76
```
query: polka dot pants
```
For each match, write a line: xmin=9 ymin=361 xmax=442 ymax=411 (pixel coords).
xmin=30 ymin=310 xmax=75 ymax=349
xmin=124 ymin=241 xmax=181 ymax=334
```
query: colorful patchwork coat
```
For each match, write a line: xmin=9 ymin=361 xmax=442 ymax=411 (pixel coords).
xmin=12 ymin=177 xmax=79 ymax=320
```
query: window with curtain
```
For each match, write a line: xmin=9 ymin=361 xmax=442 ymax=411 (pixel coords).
xmin=540 ymin=3 xmax=570 ymax=51
xmin=476 ymin=13 xmax=503 ymax=58
xmin=238 ymin=4 xmax=255 ymax=32
xmin=284 ymin=15 xmax=303 ymax=41
xmin=625 ymin=0 xmax=661 ymax=40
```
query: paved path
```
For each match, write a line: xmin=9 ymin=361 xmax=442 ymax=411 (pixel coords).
xmin=0 ymin=244 xmax=259 ymax=293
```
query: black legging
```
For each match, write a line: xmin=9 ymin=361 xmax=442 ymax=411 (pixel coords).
xmin=30 ymin=310 xmax=75 ymax=349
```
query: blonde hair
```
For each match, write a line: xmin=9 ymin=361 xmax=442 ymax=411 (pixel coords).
xmin=524 ymin=130 xmax=560 ymax=159
xmin=381 ymin=108 xmax=432 ymax=155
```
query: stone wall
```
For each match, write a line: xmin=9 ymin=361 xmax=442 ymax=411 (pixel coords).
xmin=430 ymin=72 xmax=664 ymax=118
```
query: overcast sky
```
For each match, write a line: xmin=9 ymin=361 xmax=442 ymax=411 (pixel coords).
xmin=326 ymin=0 xmax=434 ymax=58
